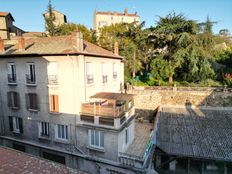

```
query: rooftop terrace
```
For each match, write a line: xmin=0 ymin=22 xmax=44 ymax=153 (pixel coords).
xmin=156 ymin=106 xmax=232 ymax=162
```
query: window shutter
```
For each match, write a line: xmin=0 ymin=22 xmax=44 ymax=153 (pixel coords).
xmin=36 ymin=94 xmax=39 ymax=110
xmin=25 ymin=94 xmax=29 ymax=109
xmin=49 ymin=95 xmax=54 ymax=112
xmin=9 ymin=116 xmax=13 ymax=131
xmin=7 ymin=92 xmax=12 ymax=107
xmin=19 ymin=118 xmax=23 ymax=134
xmin=55 ymin=95 xmax=59 ymax=112
xmin=16 ymin=93 xmax=20 ymax=108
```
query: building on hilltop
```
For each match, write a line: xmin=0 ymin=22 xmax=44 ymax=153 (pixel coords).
xmin=0 ymin=12 xmax=24 ymax=40
xmin=93 ymin=8 xmax=140 ymax=35
xmin=0 ymin=31 xmax=156 ymax=174
xmin=43 ymin=10 xmax=67 ymax=27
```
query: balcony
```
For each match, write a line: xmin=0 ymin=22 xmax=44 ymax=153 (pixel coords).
xmin=81 ymin=102 xmax=125 ymax=118
xmin=8 ymin=74 xmax=16 ymax=84
xmin=48 ymin=75 xmax=58 ymax=85
xmin=26 ymin=74 xmax=36 ymax=85
xmin=81 ymin=92 xmax=135 ymax=128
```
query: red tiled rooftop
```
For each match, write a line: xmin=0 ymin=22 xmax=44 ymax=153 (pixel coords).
xmin=96 ymin=11 xmax=139 ymax=17
xmin=0 ymin=147 xmax=85 ymax=174
xmin=1 ymin=35 xmax=123 ymax=59
xmin=0 ymin=12 xmax=14 ymax=21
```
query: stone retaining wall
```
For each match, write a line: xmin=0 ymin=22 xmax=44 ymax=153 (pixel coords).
xmin=129 ymin=88 xmax=232 ymax=118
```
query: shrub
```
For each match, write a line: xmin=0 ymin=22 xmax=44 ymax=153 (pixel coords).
xmin=224 ymin=73 xmax=232 ymax=87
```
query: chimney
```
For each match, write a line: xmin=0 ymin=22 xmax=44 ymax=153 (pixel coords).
xmin=72 ymin=30 xmax=83 ymax=52
xmin=124 ymin=8 xmax=128 ymax=15
xmin=114 ymin=42 xmax=119 ymax=55
xmin=0 ymin=37 xmax=5 ymax=54
xmin=17 ymin=36 xmax=25 ymax=51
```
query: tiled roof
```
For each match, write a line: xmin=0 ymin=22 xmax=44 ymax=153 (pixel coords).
xmin=1 ymin=35 xmax=123 ymax=59
xmin=96 ymin=11 xmax=139 ymax=17
xmin=157 ymin=106 xmax=232 ymax=162
xmin=22 ymin=32 xmax=46 ymax=38
xmin=0 ymin=147 xmax=86 ymax=174
xmin=0 ymin=12 xmax=14 ymax=21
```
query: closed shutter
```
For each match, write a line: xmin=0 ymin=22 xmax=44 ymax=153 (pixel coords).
xmin=9 ymin=116 xmax=13 ymax=131
xmin=25 ymin=94 xmax=29 ymax=109
xmin=19 ymin=118 xmax=23 ymax=134
xmin=15 ymin=92 xmax=20 ymax=108
xmin=7 ymin=92 xmax=12 ymax=107
xmin=54 ymin=95 xmax=59 ymax=112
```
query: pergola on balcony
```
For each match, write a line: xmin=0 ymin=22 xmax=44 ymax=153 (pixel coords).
xmin=81 ymin=92 xmax=134 ymax=118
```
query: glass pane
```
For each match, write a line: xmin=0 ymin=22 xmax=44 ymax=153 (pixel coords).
xmin=95 ymin=131 xmax=99 ymax=146
xmin=91 ymin=130 xmax=94 ymax=145
xmin=100 ymin=132 xmax=104 ymax=147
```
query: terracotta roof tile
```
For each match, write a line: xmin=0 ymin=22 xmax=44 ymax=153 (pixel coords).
xmin=0 ymin=147 xmax=86 ymax=174
xmin=96 ymin=11 xmax=139 ymax=17
xmin=1 ymin=35 xmax=123 ymax=59
xmin=0 ymin=12 xmax=14 ymax=21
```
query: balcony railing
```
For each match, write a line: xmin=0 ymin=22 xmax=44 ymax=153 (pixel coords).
xmin=113 ymin=72 xmax=117 ymax=78
xmin=26 ymin=74 xmax=36 ymax=84
xmin=48 ymin=75 xmax=58 ymax=85
xmin=102 ymin=75 xmax=107 ymax=83
xmin=87 ymin=74 xmax=94 ymax=84
xmin=8 ymin=74 xmax=16 ymax=84
xmin=81 ymin=102 xmax=125 ymax=118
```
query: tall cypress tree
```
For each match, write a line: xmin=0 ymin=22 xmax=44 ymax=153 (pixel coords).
xmin=45 ymin=0 xmax=56 ymax=36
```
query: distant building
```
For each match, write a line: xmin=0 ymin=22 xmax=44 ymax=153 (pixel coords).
xmin=94 ymin=8 xmax=140 ymax=34
xmin=43 ymin=10 xmax=67 ymax=27
xmin=0 ymin=12 xmax=24 ymax=40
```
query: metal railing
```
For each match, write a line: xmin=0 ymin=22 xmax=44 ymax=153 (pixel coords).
xmin=113 ymin=72 xmax=117 ymax=79
xmin=48 ymin=75 xmax=58 ymax=85
xmin=8 ymin=74 xmax=16 ymax=83
xmin=102 ymin=75 xmax=107 ymax=83
xmin=26 ymin=74 xmax=36 ymax=84
xmin=87 ymin=74 xmax=94 ymax=84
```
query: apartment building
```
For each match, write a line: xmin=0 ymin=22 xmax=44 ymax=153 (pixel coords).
xmin=0 ymin=12 xmax=24 ymax=40
xmin=94 ymin=9 xmax=140 ymax=34
xmin=43 ymin=10 xmax=67 ymax=27
xmin=0 ymin=32 xmax=155 ymax=174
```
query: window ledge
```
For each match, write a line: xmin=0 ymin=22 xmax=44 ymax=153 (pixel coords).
xmin=49 ymin=112 xmax=61 ymax=115
xmin=38 ymin=135 xmax=50 ymax=140
xmin=87 ymin=146 xmax=105 ymax=152
xmin=47 ymin=84 xmax=59 ymax=88
xmin=26 ymin=83 xmax=37 ymax=87
xmin=54 ymin=139 xmax=69 ymax=144
xmin=10 ymin=107 xmax=19 ymax=110
xmin=86 ymin=83 xmax=95 ymax=87
xmin=8 ymin=83 xmax=17 ymax=86
xmin=28 ymin=109 xmax=39 ymax=113
xmin=12 ymin=131 xmax=20 ymax=134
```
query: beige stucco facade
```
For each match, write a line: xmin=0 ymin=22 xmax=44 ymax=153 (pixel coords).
xmin=44 ymin=10 xmax=67 ymax=27
xmin=0 ymin=13 xmax=24 ymax=40
xmin=94 ymin=9 xmax=140 ymax=34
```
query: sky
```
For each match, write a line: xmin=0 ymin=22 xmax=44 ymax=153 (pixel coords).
xmin=0 ymin=0 xmax=232 ymax=34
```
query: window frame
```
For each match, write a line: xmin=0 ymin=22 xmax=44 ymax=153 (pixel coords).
xmin=56 ymin=124 xmax=68 ymax=141
xmin=7 ymin=63 xmax=16 ymax=84
xmin=39 ymin=122 xmax=49 ymax=137
xmin=89 ymin=129 xmax=104 ymax=149
xmin=49 ymin=94 xmax=59 ymax=113
xmin=26 ymin=93 xmax=39 ymax=111
xmin=7 ymin=91 xmax=20 ymax=109
xmin=86 ymin=62 xmax=94 ymax=84
xmin=26 ymin=63 xmax=36 ymax=84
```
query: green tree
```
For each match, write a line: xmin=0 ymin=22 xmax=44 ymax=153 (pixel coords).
xmin=149 ymin=13 xmax=198 ymax=84
xmin=45 ymin=0 xmax=57 ymax=36
xmin=56 ymin=23 xmax=96 ymax=43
